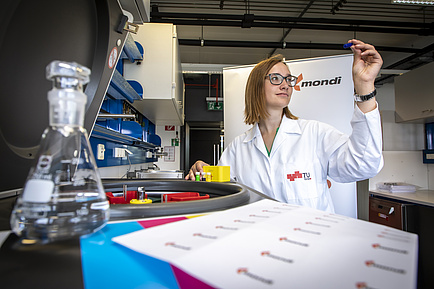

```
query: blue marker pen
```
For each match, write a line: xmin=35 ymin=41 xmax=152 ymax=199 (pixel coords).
xmin=343 ymin=43 xmax=353 ymax=49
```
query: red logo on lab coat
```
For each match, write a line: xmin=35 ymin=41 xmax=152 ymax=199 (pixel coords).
xmin=287 ymin=171 xmax=311 ymax=181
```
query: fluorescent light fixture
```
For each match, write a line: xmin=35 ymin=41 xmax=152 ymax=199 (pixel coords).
xmin=391 ymin=0 xmax=434 ymax=5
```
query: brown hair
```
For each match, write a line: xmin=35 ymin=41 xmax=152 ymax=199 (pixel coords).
xmin=244 ymin=54 xmax=297 ymax=125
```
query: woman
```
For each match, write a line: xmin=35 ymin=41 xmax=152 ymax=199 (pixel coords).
xmin=186 ymin=39 xmax=383 ymax=212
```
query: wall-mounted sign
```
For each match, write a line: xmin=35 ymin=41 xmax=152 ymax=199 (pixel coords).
xmin=164 ymin=146 xmax=175 ymax=162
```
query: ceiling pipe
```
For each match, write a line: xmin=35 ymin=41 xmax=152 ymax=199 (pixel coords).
xmin=151 ymin=12 xmax=433 ymax=29
xmin=153 ymin=18 xmax=434 ymax=35
xmin=331 ymin=0 xmax=348 ymax=15
xmin=178 ymin=39 xmax=422 ymax=54
xmin=151 ymin=12 xmax=434 ymax=35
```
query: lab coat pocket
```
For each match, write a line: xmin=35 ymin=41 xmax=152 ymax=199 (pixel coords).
xmin=283 ymin=163 xmax=319 ymax=201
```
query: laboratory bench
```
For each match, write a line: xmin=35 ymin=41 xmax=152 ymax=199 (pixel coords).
xmin=369 ymin=189 xmax=434 ymax=289
xmin=370 ymin=189 xmax=434 ymax=208
xmin=0 ymin=180 xmax=268 ymax=289
xmin=0 ymin=183 xmax=422 ymax=289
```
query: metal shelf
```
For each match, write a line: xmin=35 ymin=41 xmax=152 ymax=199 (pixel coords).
xmin=92 ymin=124 xmax=157 ymax=149
xmin=107 ymin=70 xmax=142 ymax=103
xmin=120 ymin=33 xmax=143 ymax=63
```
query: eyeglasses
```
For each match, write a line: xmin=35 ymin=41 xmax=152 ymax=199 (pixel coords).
xmin=265 ymin=73 xmax=298 ymax=87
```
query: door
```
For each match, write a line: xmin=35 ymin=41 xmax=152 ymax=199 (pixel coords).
xmin=188 ymin=128 xmax=222 ymax=170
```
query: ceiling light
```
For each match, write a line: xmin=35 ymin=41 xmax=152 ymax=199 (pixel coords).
xmin=391 ymin=0 xmax=434 ymax=5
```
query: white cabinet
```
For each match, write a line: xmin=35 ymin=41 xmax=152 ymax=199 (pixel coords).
xmin=124 ymin=23 xmax=184 ymax=125
xmin=395 ymin=61 xmax=434 ymax=123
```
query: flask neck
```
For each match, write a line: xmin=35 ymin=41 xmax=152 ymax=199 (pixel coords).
xmin=48 ymin=88 xmax=86 ymax=127
xmin=53 ymin=77 xmax=84 ymax=91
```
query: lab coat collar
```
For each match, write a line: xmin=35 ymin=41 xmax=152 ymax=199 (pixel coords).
xmin=243 ymin=115 xmax=302 ymax=144
xmin=243 ymin=124 xmax=260 ymax=143
xmin=279 ymin=115 xmax=302 ymax=135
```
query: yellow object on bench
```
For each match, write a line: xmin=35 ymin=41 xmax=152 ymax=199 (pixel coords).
xmin=203 ymin=166 xmax=230 ymax=182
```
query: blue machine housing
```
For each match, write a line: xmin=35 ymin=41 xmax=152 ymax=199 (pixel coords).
xmin=90 ymin=36 xmax=161 ymax=168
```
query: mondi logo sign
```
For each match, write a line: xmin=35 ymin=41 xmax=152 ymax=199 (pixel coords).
xmin=293 ymin=73 xmax=342 ymax=91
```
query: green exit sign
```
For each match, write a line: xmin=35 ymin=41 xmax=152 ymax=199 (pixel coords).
xmin=207 ymin=102 xmax=223 ymax=111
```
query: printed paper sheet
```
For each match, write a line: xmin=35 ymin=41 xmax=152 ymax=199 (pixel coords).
xmin=113 ymin=199 xmax=418 ymax=289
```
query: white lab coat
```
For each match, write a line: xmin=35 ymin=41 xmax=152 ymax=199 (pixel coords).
xmin=218 ymin=104 xmax=383 ymax=212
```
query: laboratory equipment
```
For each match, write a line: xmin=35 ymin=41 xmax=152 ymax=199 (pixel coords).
xmin=10 ymin=61 xmax=109 ymax=244
xmin=129 ymin=186 xmax=152 ymax=204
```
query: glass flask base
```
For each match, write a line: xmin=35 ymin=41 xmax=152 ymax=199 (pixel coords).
xmin=11 ymin=200 xmax=109 ymax=244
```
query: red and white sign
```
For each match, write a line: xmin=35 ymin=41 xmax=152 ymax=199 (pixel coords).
xmin=108 ymin=47 xmax=118 ymax=69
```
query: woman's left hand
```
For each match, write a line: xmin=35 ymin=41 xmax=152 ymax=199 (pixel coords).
xmin=348 ymin=39 xmax=383 ymax=95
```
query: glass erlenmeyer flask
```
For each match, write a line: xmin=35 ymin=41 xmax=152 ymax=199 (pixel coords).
xmin=10 ymin=61 xmax=109 ymax=244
